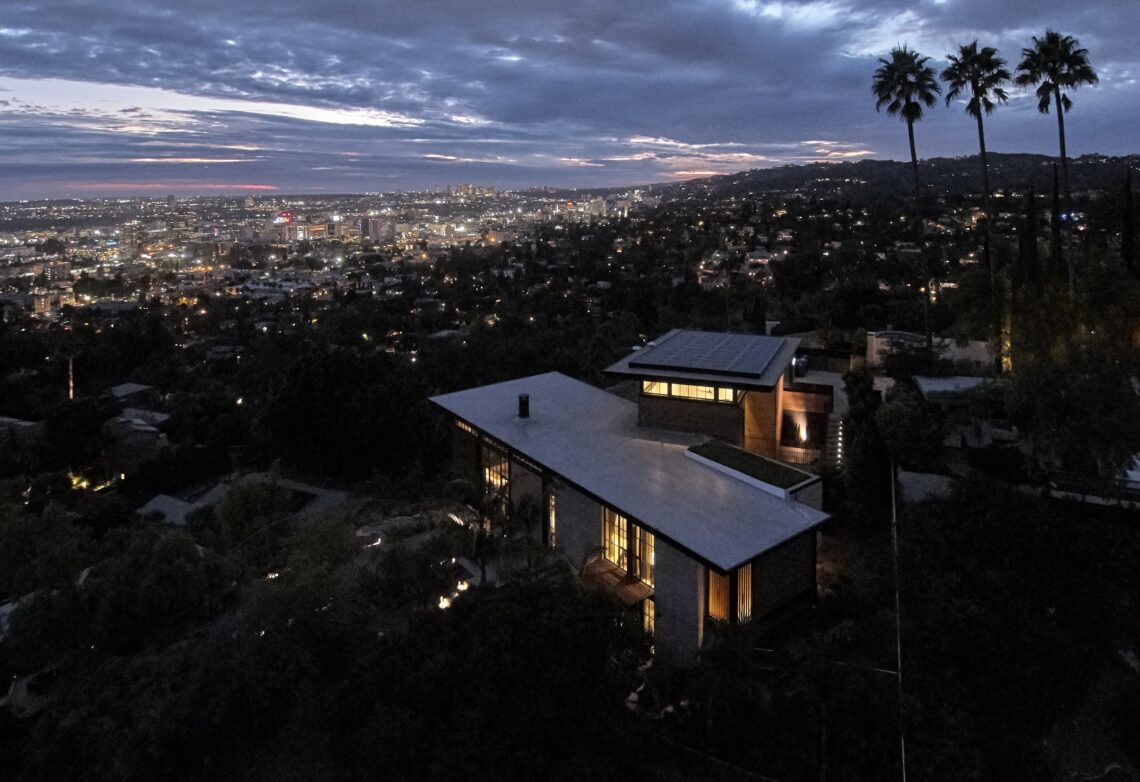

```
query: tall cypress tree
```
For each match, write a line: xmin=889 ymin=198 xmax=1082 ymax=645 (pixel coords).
xmin=1123 ymin=167 xmax=1136 ymax=275
xmin=1049 ymin=163 xmax=1062 ymax=278
xmin=1019 ymin=187 xmax=1039 ymax=287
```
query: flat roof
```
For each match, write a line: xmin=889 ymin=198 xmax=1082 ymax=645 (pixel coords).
xmin=605 ymin=329 xmax=799 ymax=389
xmin=913 ymin=375 xmax=991 ymax=399
xmin=430 ymin=372 xmax=828 ymax=572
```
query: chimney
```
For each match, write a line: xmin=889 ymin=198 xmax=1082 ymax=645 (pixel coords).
xmin=518 ymin=393 xmax=530 ymax=419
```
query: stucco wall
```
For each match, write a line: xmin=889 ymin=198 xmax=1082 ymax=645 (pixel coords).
xmin=654 ymin=539 xmax=704 ymax=665
xmin=552 ymin=483 xmax=602 ymax=570
xmin=753 ymin=532 xmax=816 ymax=616
xmin=790 ymin=479 xmax=823 ymax=510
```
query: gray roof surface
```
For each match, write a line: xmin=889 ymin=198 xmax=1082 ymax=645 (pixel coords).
xmin=137 ymin=494 xmax=195 ymax=525
xmin=430 ymin=372 xmax=828 ymax=571
xmin=913 ymin=375 xmax=990 ymax=398
xmin=605 ymin=329 xmax=799 ymax=389
xmin=107 ymin=382 xmax=154 ymax=398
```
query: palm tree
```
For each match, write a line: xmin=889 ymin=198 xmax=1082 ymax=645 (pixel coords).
xmin=873 ymin=45 xmax=941 ymax=199
xmin=941 ymin=41 xmax=1010 ymax=200
xmin=874 ymin=45 xmax=940 ymax=363
xmin=942 ymin=42 xmax=1010 ymax=372
xmin=1015 ymin=30 xmax=1098 ymax=286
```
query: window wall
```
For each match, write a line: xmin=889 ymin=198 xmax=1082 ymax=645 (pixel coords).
xmin=602 ymin=508 xmax=655 ymax=588
xmin=602 ymin=507 xmax=628 ymax=570
xmin=641 ymin=380 xmax=740 ymax=404
xmin=481 ymin=447 xmax=509 ymax=496
xmin=632 ymin=525 xmax=655 ymax=587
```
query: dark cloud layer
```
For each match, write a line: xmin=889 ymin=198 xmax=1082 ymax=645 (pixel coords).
xmin=0 ymin=0 xmax=1136 ymax=198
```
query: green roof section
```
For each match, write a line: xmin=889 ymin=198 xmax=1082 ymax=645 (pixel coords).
xmin=688 ymin=439 xmax=814 ymax=490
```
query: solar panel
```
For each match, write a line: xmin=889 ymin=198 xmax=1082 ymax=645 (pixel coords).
xmin=629 ymin=331 xmax=784 ymax=379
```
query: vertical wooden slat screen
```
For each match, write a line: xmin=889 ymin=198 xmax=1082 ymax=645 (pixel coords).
xmin=708 ymin=569 xmax=729 ymax=621
xmin=736 ymin=563 xmax=752 ymax=622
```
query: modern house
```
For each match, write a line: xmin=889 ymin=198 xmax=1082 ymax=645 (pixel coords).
xmin=605 ymin=329 xmax=837 ymax=466
xmin=429 ymin=330 xmax=831 ymax=663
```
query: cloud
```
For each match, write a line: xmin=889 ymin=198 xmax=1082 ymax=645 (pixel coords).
xmin=64 ymin=182 xmax=278 ymax=191
xmin=0 ymin=0 xmax=1135 ymax=196
xmin=128 ymin=157 xmax=254 ymax=164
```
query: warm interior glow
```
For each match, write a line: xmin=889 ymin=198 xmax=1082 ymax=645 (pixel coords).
xmin=670 ymin=383 xmax=715 ymax=401
xmin=482 ymin=448 xmax=509 ymax=494
xmin=737 ymin=563 xmax=752 ymax=622
xmin=642 ymin=381 xmax=736 ymax=404
xmin=708 ymin=569 xmax=729 ymax=621
xmin=547 ymin=491 xmax=557 ymax=548
xmin=603 ymin=507 xmax=628 ymax=570
xmin=634 ymin=525 xmax=655 ymax=586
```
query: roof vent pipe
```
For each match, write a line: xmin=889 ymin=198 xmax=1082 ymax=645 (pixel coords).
xmin=518 ymin=393 xmax=530 ymax=419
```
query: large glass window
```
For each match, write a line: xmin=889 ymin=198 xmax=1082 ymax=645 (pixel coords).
xmin=643 ymin=598 xmax=655 ymax=635
xmin=632 ymin=525 xmax=655 ymax=586
xmin=602 ymin=508 xmax=628 ymax=570
xmin=670 ymin=383 xmax=715 ymax=400
xmin=482 ymin=447 xmax=509 ymax=495
xmin=641 ymin=381 xmax=738 ymax=404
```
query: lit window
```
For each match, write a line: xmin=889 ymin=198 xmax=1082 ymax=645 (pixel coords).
xmin=482 ymin=448 xmax=509 ymax=495
xmin=717 ymin=387 xmax=736 ymax=403
xmin=456 ymin=420 xmax=477 ymax=435
xmin=670 ymin=383 xmax=715 ymax=400
xmin=737 ymin=563 xmax=752 ymax=622
xmin=547 ymin=491 xmax=557 ymax=548
xmin=643 ymin=598 xmax=655 ymax=634
xmin=642 ymin=380 xmax=668 ymax=396
xmin=633 ymin=525 xmax=655 ymax=586
xmin=602 ymin=508 xmax=628 ymax=570
xmin=708 ymin=569 xmax=730 ymax=621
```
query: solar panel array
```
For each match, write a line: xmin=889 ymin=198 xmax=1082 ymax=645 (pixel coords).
xmin=629 ymin=331 xmax=784 ymax=379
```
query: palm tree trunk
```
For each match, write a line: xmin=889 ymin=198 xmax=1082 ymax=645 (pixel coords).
xmin=977 ymin=111 xmax=1001 ymax=373
xmin=976 ymin=112 xmax=990 ymax=199
xmin=907 ymin=120 xmax=919 ymax=200
xmin=1054 ymin=85 xmax=1075 ymax=292
xmin=908 ymin=118 xmax=930 ymax=363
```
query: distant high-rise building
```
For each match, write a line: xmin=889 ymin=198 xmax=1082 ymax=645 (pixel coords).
xmin=120 ymin=222 xmax=141 ymax=258
xmin=167 ymin=193 xmax=177 ymax=209
xmin=365 ymin=217 xmax=396 ymax=243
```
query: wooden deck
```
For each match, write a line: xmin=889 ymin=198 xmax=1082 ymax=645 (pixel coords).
xmin=582 ymin=559 xmax=653 ymax=606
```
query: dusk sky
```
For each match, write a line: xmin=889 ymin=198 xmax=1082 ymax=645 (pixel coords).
xmin=0 ymin=0 xmax=1137 ymax=199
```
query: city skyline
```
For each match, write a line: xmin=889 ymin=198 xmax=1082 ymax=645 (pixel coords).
xmin=1 ymin=0 xmax=1137 ymax=199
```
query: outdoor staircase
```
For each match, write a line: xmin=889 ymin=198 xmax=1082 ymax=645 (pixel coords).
xmin=823 ymin=416 xmax=845 ymax=470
